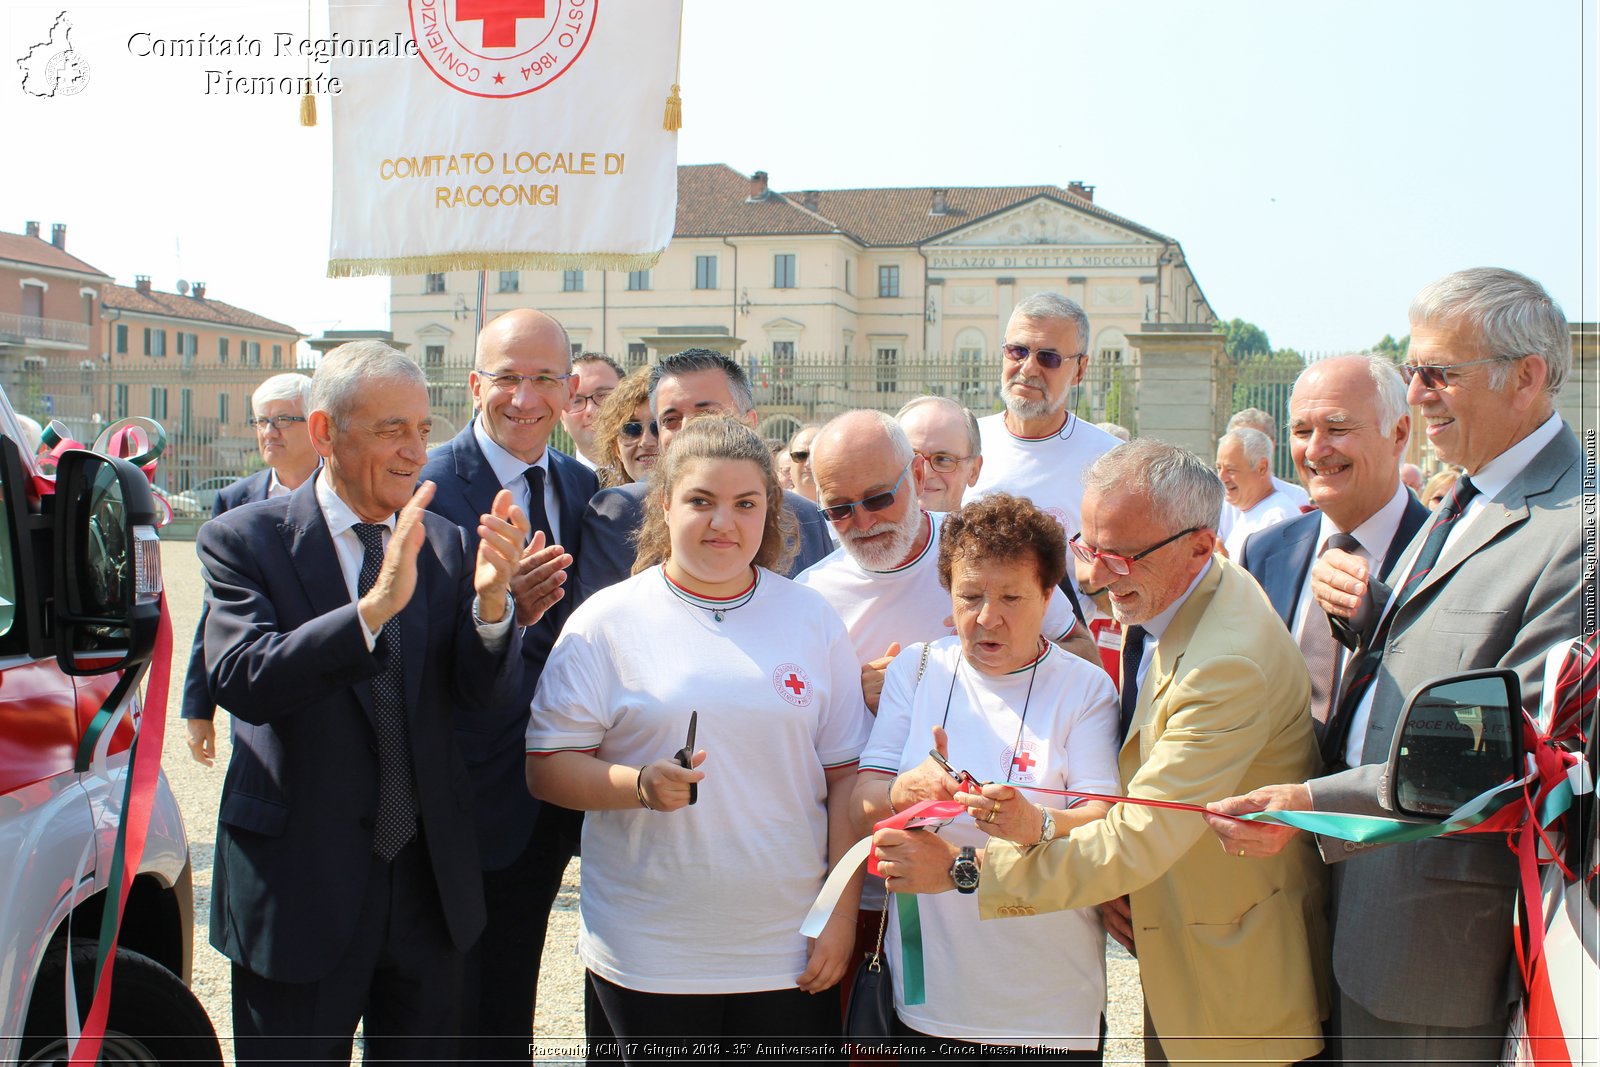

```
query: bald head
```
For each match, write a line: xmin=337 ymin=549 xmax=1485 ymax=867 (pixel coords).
xmin=811 ymin=410 xmax=913 ymax=482
xmin=812 ymin=410 xmax=926 ymax=569
xmin=469 ymin=308 xmax=575 ymax=462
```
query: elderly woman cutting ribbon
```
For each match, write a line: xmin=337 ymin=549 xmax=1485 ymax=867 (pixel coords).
xmin=852 ymin=493 xmax=1120 ymax=1060
xmin=526 ymin=415 xmax=869 ymax=1058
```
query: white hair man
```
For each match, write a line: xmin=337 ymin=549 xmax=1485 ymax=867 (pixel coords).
xmin=1215 ymin=427 xmax=1299 ymax=557
xmin=894 ymin=395 xmax=984 ymax=512
xmin=180 ymin=372 xmax=319 ymax=765
xmin=1209 ymin=267 xmax=1584 ymax=1064
xmin=1234 ymin=355 xmax=1430 ymax=734
xmin=968 ymin=292 xmax=1122 ymax=620
xmin=1227 ymin=406 xmax=1311 ymax=509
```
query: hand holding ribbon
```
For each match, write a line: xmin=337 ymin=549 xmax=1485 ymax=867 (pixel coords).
xmin=955 ymin=782 xmax=1044 ymax=846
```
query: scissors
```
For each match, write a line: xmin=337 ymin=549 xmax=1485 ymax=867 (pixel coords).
xmin=674 ymin=710 xmax=698 ymax=805
xmin=929 ymin=748 xmax=983 ymax=796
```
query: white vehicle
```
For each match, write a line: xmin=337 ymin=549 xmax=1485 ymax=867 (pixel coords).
xmin=0 ymin=395 xmax=220 ymax=1064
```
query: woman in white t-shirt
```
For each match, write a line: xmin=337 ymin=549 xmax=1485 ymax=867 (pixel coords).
xmin=526 ymin=415 xmax=870 ymax=1057
xmin=852 ymin=493 xmax=1121 ymax=1061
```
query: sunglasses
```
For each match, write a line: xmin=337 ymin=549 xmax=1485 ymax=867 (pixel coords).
xmin=915 ymin=450 xmax=970 ymax=474
xmin=818 ymin=465 xmax=911 ymax=522
xmin=620 ymin=419 xmax=659 ymax=440
xmin=1398 ymin=356 xmax=1513 ymax=390
xmin=1068 ymin=526 xmax=1201 ymax=576
xmin=788 ymin=450 xmax=811 ymax=463
xmin=1002 ymin=343 xmax=1087 ymax=370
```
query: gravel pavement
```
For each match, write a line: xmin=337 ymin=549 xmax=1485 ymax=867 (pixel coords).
xmin=157 ymin=538 xmax=1145 ymax=1064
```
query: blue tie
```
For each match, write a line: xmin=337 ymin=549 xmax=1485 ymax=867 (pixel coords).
xmin=353 ymin=523 xmax=417 ymax=861
xmin=1118 ymin=625 xmax=1148 ymax=743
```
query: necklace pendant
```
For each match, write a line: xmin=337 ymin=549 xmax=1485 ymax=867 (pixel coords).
xmin=713 ymin=610 xmax=725 ymax=622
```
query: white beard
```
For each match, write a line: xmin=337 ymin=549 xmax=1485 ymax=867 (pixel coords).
xmin=842 ymin=508 xmax=923 ymax=571
xmin=1003 ymin=376 xmax=1064 ymax=421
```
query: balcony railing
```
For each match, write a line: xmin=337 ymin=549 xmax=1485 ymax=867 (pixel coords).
xmin=0 ymin=312 xmax=92 ymax=348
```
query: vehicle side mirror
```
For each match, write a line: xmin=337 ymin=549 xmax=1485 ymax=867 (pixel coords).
xmin=51 ymin=449 xmax=163 ymax=676
xmin=1385 ymin=668 xmax=1522 ymax=819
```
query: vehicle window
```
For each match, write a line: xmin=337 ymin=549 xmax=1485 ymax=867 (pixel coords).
xmin=0 ymin=448 xmax=18 ymax=640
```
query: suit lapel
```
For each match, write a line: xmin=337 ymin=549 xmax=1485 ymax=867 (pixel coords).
xmin=1120 ymin=559 xmax=1225 ymax=755
xmin=398 ymin=530 xmax=432 ymax=718
xmin=278 ymin=478 xmax=375 ymax=719
xmin=1273 ymin=519 xmax=1318 ymax=623
xmin=1378 ymin=496 xmax=1430 ymax=581
xmin=452 ymin=422 xmax=502 ymax=519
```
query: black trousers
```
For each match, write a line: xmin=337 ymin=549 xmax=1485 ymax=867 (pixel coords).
xmin=231 ymin=831 xmax=463 ymax=1065
xmin=458 ymin=803 xmax=578 ymax=1064
xmin=585 ymin=970 xmax=841 ymax=1063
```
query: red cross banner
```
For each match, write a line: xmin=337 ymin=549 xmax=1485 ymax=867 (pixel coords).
xmin=325 ymin=0 xmax=682 ymax=277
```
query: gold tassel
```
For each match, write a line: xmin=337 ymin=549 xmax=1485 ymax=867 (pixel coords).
xmin=662 ymin=84 xmax=682 ymax=132
xmin=300 ymin=91 xmax=317 ymax=127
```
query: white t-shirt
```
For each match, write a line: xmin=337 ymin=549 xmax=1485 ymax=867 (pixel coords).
xmin=1273 ymin=475 xmax=1310 ymax=510
xmin=526 ymin=565 xmax=870 ymax=994
xmin=1219 ymin=487 xmax=1300 ymax=558
xmin=859 ymin=638 xmax=1121 ymax=1048
xmin=795 ymin=511 xmax=1076 ymax=667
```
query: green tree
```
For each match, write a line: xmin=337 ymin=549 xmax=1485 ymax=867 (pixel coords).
xmin=1372 ymin=334 xmax=1410 ymax=362
xmin=1216 ymin=318 xmax=1273 ymax=362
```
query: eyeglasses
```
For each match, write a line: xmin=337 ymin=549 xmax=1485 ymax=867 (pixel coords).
xmin=915 ymin=450 xmax=971 ymax=474
xmin=817 ymin=465 xmax=911 ymax=522
xmin=788 ymin=450 xmax=810 ymax=463
xmin=1398 ymin=356 xmax=1514 ymax=390
xmin=619 ymin=419 xmax=659 ymax=440
xmin=1002 ymin=343 xmax=1088 ymax=370
xmin=480 ymin=371 xmax=572 ymax=393
xmin=249 ymin=415 xmax=307 ymax=431
xmin=1068 ymin=526 xmax=1201 ymax=576
xmin=568 ymin=388 xmax=615 ymax=412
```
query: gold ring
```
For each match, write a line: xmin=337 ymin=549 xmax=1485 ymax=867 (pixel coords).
xmin=987 ymin=808 xmax=998 ymax=824
xmin=1237 ymin=848 xmax=1247 ymax=857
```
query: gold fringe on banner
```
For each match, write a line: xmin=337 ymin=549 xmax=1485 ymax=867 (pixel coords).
xmin=662 ymin=2 xmax=684 ymax=131
xmin=328 ymin=249 xmax=665 ymax=279
xmin=300 ymin=92 xmax=317 ymax=126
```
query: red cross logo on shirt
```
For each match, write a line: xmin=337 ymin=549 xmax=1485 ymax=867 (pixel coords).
xmin=773 ymin=663 xmax=813 ymax=707
xmin=1012 ymin=750 xmax=1036 ymax=774
xmin=456 ymin=0 xmax=545 ymax=48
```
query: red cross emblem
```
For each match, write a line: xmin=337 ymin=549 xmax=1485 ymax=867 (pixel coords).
xmin=773 ymin=663 xmax=813 ymax=706
xmin=1012 ymin=750 xmax=1036 ymax=774
xmin=455 ymin=0 xmax=545 ymax=48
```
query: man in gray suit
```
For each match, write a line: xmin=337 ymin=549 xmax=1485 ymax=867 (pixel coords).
xmin=1207 ymin=267 xmax=1584 ymax=1064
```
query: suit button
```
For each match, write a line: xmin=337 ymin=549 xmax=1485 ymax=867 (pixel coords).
xmin=359 ymin=816 xmax=374 ymax=831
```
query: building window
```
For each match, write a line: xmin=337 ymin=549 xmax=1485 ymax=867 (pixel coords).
xmin=177 ymin=332 xmax=197 ymax=357
xmin=244 ymin=341 xmax=260 ymax=366
xmin=219 ymin=392 xmax=229 ymax=424
xmin=627 ymin=270 xmax=651 ymax=291
xmin=844 ymin=260 xmax=852 ymax=295
xmin=874 ymin=347 xmax=899 ymax=394
xmin=218 ymin=337 xmax=228 ymax=363
xmin=114 ymin=384 xmax=129 ymax=419
xmin=563 ymin=270 xmax=584 ymax=292
xmin=571 ymin=342 xmax=583 ymax=358
xmin=115 ymin=324 xmax=127 ymax=354
xmin=878 ymin=265 xmax=900 ymax=298
xmin=272 ymin=344 xmax=283 ymax=368
xmin=955 ymin=328 xmax=986 ymax=395
xmin=180 ymin=389 xmax=193 ymax=435
xmin=424 ymin=273 xmax=446 ymax=294
xmin=424 ymin=345 xmax=444 ymax=369
xmin=150 ymin=387 xmax=168 ymax=421
xmin=498 ymin=271 xmax=520 ymax=293
xmin=145 ymin=328 xmax=167 ymax=357
xmin=82 ymin=293 xmax=94 ymax=324
xmin=694 ymin=256 xmax=718 ymax=290
xmin=774 ymin=254 xmax=796 ymax=289
xmin=22 ymin=286 xmax=42 ymax=320
xmin=626 ymin=343 xmax=648 ymax=370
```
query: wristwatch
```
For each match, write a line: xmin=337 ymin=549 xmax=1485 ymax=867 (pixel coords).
xmin=1031 ymin=807 xmax=1057 ymax=850
xmin=950 ymin=846 xmax=980 ymax=894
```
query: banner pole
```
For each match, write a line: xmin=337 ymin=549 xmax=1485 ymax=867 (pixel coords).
xmin=476 ymin=270 xmax=486 ymax=334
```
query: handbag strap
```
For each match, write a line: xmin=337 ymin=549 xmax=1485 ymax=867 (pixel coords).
xmin=915 ymin=641 xmax=930 ymax=686
xmin=866 ymin=892 xmax=890 ymax=969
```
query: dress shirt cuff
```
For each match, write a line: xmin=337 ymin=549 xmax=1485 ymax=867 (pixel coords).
xmin=357 ymin=607 xmax=380 ymax=651
xmin=472 ymin=591 xmax=516 ymax=652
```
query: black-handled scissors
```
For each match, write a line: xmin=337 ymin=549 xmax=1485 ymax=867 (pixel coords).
xmin=674 ymin=710 xmax=698 ymax=805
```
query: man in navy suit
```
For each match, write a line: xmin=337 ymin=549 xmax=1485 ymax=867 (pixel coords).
xmin=181 ymin=372 xmax=319 ymax=765
xmin=198 ymin=341 xmax=528 ymax=1063
xmin=1237 ymin=353 xmax=1428 ymax=740
xmin=574 ymin=349 xmax=834 ymax=600
xmin=419 ymin=308 xmax=597 ymax=1063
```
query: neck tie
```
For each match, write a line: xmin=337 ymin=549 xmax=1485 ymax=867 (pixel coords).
xmin=1321 ymin=477 xmax=1480 ymax=766
xmin=1118 ymin=625 xmax=1148 ymax=743
xmin=524 ymin=465 xmax=555 ymax=548
xmin=353 ymin=522 xmax=418 ymax=861
xmin=1300 ymin=534 xmax=1360 ymax=736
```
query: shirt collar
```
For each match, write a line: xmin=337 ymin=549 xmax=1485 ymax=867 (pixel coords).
xmin=1466 ymin=411 xmax=1563 ymax=503
xmin=1143 ymin=558 xmax=1213 ymax=642
xmin=473 ymin=418 xmax=549 ymax=490
xmin=314 ymin=468 xmax=396 ymax=539
xmin=1316 ymin=482 xmax=1410 ymax=561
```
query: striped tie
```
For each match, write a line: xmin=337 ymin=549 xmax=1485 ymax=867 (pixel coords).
xmin=1320 ymin=477 xmax=1479 ymax=766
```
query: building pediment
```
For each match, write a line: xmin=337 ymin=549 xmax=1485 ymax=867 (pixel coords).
xmin=762 ymin=317 xmax=806 ymax=333
xmin=415 ymin=321 xmax=455 ymax=340
xmin=928 ymin=196 xmax=1159 ymax=249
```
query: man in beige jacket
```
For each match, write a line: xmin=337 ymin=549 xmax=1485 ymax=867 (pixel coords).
xmin=876 ymin=439 xmax=1328 ymax=1065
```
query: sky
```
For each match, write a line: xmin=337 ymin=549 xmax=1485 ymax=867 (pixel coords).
xmin=4 ymin=0 xmax=1596 ymax=359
